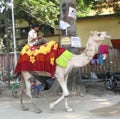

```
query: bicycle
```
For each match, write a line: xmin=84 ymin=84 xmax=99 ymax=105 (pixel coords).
xmin=0 ymin=79 xmax=20 ymax=97
xmin=0 ymin=70 xmax=20 ymax=98
xmin=11 ymin=81 xmax=20 ymax=98
xmin=0 ymin=80 xmax=8 ymax=96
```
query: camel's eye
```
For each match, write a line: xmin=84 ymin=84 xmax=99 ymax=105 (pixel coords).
xmin=97 ymin=33 xmax=101 ymax=36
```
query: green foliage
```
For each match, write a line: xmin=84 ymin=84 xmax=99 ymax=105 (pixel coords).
xmin=0 ymin=14 xmax=5 ymax=37
xmin=0 ymin=38 xmax=6 ymax=51
xmin=13 ymin=0 xmax=93 ymax=26
xmin=0 ymin=0 xmax=120 ymax=52
xmin=76 ymin=0 xmax=92 ymax=17
xmin=14 ymin=0 xmax=60 ymax=27
xmin=1 ymin=0 xmax=120 ymax=27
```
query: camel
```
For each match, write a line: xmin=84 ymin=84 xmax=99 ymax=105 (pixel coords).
xmin=17 ymin=31 xmax=111 ymax=113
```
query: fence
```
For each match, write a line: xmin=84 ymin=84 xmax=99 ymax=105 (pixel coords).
xmin=0 ymin=47 xmax=120 ymax=75
xmin=0 ymin=52 xmax=19 ymax=73
xmin=79 ymin=47 xmax=120 ymax=75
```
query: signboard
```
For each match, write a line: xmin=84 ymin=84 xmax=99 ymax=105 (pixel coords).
xmin=61 ymin=37 xmax=71 ymax=45
xmin=71 ymin=36 xmax=81 ymax=47
xmin=61 ymin=36 xmax=81 ymax=47
xmin=59 ymin=20 xmax=71 ymax=30
xmin=68 ymin=7 xmax=76 ymax=19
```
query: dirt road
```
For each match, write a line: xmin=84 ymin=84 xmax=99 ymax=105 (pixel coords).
xmin=0 ymin=94 xmax=120 ymax=119
xmin=0 ymin=81 xmax=120 ymax=119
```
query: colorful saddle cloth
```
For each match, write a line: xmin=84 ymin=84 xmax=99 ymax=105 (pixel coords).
xmin=14 ymin=41 xmax=66 ymax=77
xmin=56 ymin=50 xmax=73 ymax=67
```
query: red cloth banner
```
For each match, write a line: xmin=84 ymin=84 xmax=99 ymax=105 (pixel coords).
xmin=14 ymin=41 xmax=65 ymax=77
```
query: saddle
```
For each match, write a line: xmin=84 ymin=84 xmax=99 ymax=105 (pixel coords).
xmin=33 ymin=38 xmax=47 ymax=47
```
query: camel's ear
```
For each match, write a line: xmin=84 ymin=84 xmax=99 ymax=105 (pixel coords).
xmin=90 ymin=31 xmax=94 ymax=35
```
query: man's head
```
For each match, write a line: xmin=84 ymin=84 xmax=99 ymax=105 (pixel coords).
xmin=32 ymin=23 xmax=39 ymax=32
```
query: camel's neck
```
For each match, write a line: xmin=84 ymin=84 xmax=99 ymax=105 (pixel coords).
xmin=83 ymin=37 xmax=100 ymax=58
xmin=71 ymin=37 xmax=100 ymax=67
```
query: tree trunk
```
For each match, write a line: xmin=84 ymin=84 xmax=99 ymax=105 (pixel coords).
xmin=5 ymin=10 xmax=11 ymax=89
xmin=42 ymin=0 xmax=86 ymax=96
xmin=60 ymin=0 xmax=86 ymax=95
xmin=60 ymin=0 xmax=76 ymax=37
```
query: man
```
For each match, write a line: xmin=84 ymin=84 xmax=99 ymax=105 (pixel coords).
xmin=28 ymin=23 xmax=46 ymax=47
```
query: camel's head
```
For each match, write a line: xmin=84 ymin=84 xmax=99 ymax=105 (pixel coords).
xmin=90 ymin=31 xmax=111 ymax=42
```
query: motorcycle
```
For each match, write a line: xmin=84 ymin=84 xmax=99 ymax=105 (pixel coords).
xmin=104 ymin=62 xmax=120 ymax=90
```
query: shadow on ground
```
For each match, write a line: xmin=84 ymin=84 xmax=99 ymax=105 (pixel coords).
xmin=90 ymin=102 xmax=120 ymax=117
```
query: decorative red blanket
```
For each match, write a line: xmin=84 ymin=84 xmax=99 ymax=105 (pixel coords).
xmin=14 ymin=41 xmax=65 ymax=77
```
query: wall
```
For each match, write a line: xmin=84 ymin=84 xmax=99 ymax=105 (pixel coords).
xmin=46 ymin=35 xmax=60 ymax=42
xmin=15 ymin=15 xmax=120 ymax=48
xmin=76 ymin=15 xmax=120 ymax=47
xmin=46 ymin=15 xmax=120 ymax=47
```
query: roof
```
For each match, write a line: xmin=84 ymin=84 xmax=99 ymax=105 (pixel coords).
xmin=111 ymin=39 xmax=120 ymax=49
xmin=77 ymin=14 xmax=115 ymax=20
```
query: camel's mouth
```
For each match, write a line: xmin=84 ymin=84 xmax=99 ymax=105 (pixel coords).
xmin=106 ymin=34 xmax=112 ymax=39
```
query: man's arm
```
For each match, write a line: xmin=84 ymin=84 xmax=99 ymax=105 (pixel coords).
xmin=31 ymin=36 xmax=42 ymax=42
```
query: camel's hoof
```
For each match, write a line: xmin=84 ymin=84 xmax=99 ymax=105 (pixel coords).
xmin=80 ymin=93 xmax=85 ymax=97
xmin=22 ymin=106 xmax=29 ymax=111
xmin=35 ymin=108 xmax=42 ymax=114
xmin=65 ymin=108 xmax=73 ymax=112
xmin=49 ymin=103 xmax=54 ymax=110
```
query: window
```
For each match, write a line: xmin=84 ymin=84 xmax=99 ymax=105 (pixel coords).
xmin=20 ymin=27 xmax=29 ymax=39
xmin=40 ymin=24 xmax=54 ymax=36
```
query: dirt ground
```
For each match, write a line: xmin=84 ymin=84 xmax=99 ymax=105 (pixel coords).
xmin=0 ymin=80 xmax=120 ymax=119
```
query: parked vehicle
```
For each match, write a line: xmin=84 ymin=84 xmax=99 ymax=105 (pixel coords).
xmin=0 ymin=80 xmax=8 ymax=96
xmin=104 ymin=61 xmax=120 ymax=90
xmin=0 ymin=71 xmax=54 ymax=98
xmin=104 ymin=73 xmax=120 ymax=90
xmin=0 ymin=70 xmax=20 ymax=97
xmin=0 ymin=79 xmax=20 ymax=97
xmin=11 ymin=81 xmax=20 ymax=98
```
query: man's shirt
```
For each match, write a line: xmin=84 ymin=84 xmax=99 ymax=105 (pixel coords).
xmin=27 ymin=29 xmax=38 ymax=46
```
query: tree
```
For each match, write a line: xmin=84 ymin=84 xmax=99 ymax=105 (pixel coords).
xmin=0 ymin=0 xmax=13 ymax=52
xmin=1 ymin=0 xmax=120 ymax=29
xmin=0 ymin=0 xmax=119 ymax=39
xmin=13 ymin=0 xmax=92 ymax=27
xmin=14 ymin=0 xmax=60 ymax=27
xmin=91 ymin=0 xmax=120 ymax=23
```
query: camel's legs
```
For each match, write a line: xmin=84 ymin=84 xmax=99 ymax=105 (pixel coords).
xmin=64 ymin=76 xmax=73 ymax=112
xmin=50 ymin=74 xmax=73 ymax=111
xmin=20 ymin=76 xmax=29 ymax=111
xmin=64 ymin=97 xmax=73 ymax=112
xmin=22 ymin=72 xmax=42 ymax=113
xmin=49 ymin=74 xmax=66 ymax=110
xmin=50 ymin=95 xmax=65 ymax=110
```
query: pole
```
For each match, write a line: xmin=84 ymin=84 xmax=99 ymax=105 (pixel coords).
xmin=11 ymin=0 xmax=17 ymax=67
